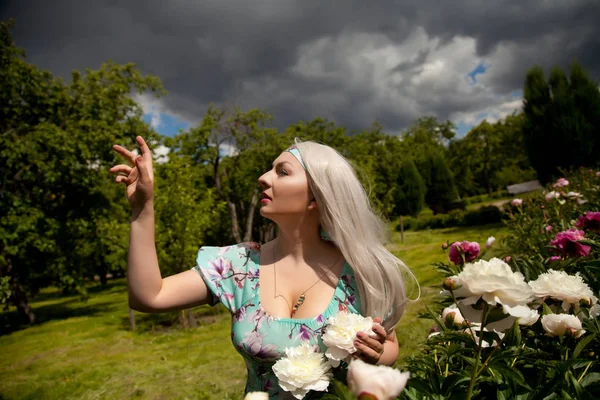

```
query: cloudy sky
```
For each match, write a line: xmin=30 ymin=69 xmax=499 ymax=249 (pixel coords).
xmin=2 ymin=0 xmax=599 ymax=137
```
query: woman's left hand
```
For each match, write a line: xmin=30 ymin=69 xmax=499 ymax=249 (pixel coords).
xmin=353 ymin=317 xmax=387 ymax=364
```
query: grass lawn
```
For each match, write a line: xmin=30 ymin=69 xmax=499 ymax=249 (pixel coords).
xmin=0 ymin=223 xmax=508 ymax=400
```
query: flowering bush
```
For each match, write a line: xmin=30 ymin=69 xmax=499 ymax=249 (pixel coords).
xmin=401 ymin=169 xmax=600 ymax=399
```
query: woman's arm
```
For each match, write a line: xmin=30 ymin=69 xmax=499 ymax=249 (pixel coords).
xmin=354 ymin=319 xmax=399 ymax=366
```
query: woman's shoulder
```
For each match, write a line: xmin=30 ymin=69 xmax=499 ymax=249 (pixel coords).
xmin=198 ymin=241 xmax=261 ymax=258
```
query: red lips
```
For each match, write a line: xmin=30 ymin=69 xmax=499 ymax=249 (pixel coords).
xmin=261 ymin=192 xmax=272 ymax=201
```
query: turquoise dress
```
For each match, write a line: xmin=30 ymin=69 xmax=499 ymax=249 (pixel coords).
xmin=192 ymin=242 xmax=361 ymax=399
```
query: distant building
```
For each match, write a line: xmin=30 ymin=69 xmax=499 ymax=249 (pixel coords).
xmin=507 ymin=180 xmax=543 ymax=195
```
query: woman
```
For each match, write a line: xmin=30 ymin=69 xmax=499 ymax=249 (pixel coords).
xmin=110 ymin=136 xmax=411 ymax=399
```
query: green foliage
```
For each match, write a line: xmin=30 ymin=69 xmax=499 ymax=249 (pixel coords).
xmin=419 ymin=150 xmax=459 ymax=214
xmin=523 ymin=61 xmax=600 ymax=183
xmin=400 ymin=206 xmax=506 ymax=231
xmin=393 ymin=159 xmax=426 ymax=218
xmin=0 ymin=20 xmax=164 ymax=321
xmin=448 ymin=114 xmax=536 ymax=197
xmin=401 ymin=167 xmax=600 ymax=400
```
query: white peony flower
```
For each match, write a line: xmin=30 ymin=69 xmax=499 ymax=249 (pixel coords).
xmin=529 ymin=270 xmax=597 ymax=312
xmin=545 ymin=191 xmax=561 ymax=201
xmin=485 ymin=236 xmax=496 ymax=249
xmin=511 ymin=198 xmax=523 ymax=207
xmin=451 ymin=258 xmax=535 ymax=310
xmin=463 ymin=323 xmax=505 ymax=348
xmin=458 ymin=304 xmax=539 ymax=332
xmin=541 ymin=314 xmax=585 ymax=338
xmin=347 ymin=358 xmax=410 ymax=400
xmin=243 ymin=392 xmax=269 ymax=400
xmin=322 ymin=311 xmax=374 ymax=367
xmin=509 ymin=305 xmax=540 ymax=326
xmin=566 ymin=191 xmax=583 ymax=198
xmin=272 ymin=343 xmax=332 ymax=399
xmin=442 ymin=304 xmax=465 ymax=326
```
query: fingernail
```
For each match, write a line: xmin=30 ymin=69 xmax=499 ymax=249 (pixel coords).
xmin=136 ymin=156 xmax=142 ymax=163
xmin=354 ymin=341 xmax=360 ymax=347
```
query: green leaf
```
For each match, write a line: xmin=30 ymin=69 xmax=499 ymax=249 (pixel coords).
xmin=504 ymin=319 xmax=522 ymax=347
xmin=580 ymin=372 xmax=600 ymax=388
xmin=574 ymin=334 xmax=596 ymax=358
xmin=329 ymin=379 xmax=356 ymax=400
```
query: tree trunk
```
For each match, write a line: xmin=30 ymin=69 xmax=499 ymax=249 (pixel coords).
xmin=243 ymin=187 xmax=260 ymax=242
xmin=11 ymin=280 xmax=35 ymax=324
xmin=129 ymin=308 xmax=136 ymax=331
xmin=187 ymin=308 xmax=196 ymax=328
xmin=215 ymin=162 xmax=242 ymax=243
xmin=400 ymin=215 xmax=405 ymax=243
xmin=180 ymin=310 xmax=189 ymax=329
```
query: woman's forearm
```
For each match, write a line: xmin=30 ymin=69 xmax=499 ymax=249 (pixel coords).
xmin=378 ymin=336 xmax=400 ymax=365
xmin=127 ymin=204 xmax=162 ymax=310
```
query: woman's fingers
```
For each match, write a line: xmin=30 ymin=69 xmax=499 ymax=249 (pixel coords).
xmin=115 ymin=175 xmax=130 ymax=185
xmin=136 ymin=136 xmax=152 ymax=159
xmin=112 ymin=144 xmax=137 ymax=165
xmin=356 ymin=332 xmax=384 ymax=353
xmin=109 ymin=164 xmax=133 ymax=176
xmin=353 ymin=341 xmax=381 ymax=364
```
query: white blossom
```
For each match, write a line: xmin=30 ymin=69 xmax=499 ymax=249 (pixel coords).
xmin=243 ymin=392 xmax=269 ymax=400
xmin=272 ymin=343 xmax=332 ymax=399
xmin=451 ymin=258 xmax=535 ymax=310
xmin=541 ymin=314 xmax=585 ymax=338
xmin=347 ymin=358 xmax=410 ymax=400
xmin=322 ymin=311 xmax=374 ymax=367
xmin=529 ymin=270 xmax=597 ymax=312
xmin=545 ymin=191 xmax=561 ymax=201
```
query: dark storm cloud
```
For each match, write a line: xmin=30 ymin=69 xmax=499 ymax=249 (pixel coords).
xmin=2 ymin=0 xmax=599 ymax=132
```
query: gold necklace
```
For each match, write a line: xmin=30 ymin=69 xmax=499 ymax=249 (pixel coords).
xmin=272 ymin=243 xmax=341 ymax=317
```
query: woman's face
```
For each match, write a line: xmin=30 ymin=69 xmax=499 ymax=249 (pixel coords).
xmin=258 ymin=152 xmax=313 ymax=218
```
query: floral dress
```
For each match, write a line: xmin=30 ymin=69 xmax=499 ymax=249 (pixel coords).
xmin=192 ymin=242 xmax=361 ymax=399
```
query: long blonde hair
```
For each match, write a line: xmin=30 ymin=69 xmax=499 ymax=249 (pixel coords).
xmin=294 ymin=139 xmax=415 ymax=331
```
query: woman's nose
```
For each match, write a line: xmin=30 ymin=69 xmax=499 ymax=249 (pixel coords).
xmin=258 ymin=171 xmax=271 ymax=189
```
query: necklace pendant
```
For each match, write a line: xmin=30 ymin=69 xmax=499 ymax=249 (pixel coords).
xmin=290 ymin=294 xmax=306 ymax=317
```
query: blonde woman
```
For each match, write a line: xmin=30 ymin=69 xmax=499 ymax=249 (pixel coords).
xmin=111 ymin=136 xmax=411 ymax=399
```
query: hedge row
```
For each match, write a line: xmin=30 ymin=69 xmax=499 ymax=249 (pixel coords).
xmin=397 ymin=205 xmax=507 ymax=231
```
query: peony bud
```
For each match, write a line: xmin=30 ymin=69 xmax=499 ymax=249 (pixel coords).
xmin=511 ymin=198 xmax=523 ymax=207
xmin=441 ymin=241 xmax=449 ymax=250
xmin=545 ymin=225 xmax=553 ymax=232
xmin=485 ymin=236 xmax=496 ymax=249
xmin=504 ymin=256 xmax=511 ymax=263
xmin=442 ymin=305 xmax=465 ymax=326
xmin=443 ymin=277 xmax=458 ymax=291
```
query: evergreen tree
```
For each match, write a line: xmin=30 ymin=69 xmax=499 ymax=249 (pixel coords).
xmin=523 ymin=61 xmax=600 ymax=183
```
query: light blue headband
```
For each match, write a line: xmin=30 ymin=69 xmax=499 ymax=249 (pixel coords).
xmin=285 ymin=145 xmax=306 ymax=170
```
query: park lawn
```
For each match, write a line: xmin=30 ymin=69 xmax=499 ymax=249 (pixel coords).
xmin=0 ymin=223 xmax=508 ymax=400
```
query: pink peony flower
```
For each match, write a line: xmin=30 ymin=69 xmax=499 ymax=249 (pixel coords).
xmin=511 ymin=198 xmax=523 ymax=207
xmin=577 ymin=212 xmax=600 ymax=232
xmin=545 ymin=225 xmax=553 ymax=232
xmin=548 ymin=256 xmax=561 ymax=263
xmin=553 ymin=178 xmax=569 ymax=188
xmin=545 ymin=191 xmax=561 ymax=201
xmin=448 ymin=241 xmax=480 ymax=264
xmin=597 ymin=171 xmax=600 ymax=177
xmin=550 ymin=229 xmax=591 ymax=257
xmin=504 ymin=256 xmax=512 ymax=263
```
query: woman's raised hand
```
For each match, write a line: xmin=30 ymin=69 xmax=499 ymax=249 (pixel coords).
xmin=110 ymin=136 xmax=155 ymax=209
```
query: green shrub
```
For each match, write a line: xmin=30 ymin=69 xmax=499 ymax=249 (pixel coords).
xmin=396 ymin=205 xmax=506 ymax=231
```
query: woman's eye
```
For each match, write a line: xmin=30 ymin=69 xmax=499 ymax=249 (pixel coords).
xmin=278 ymin=169 xmax=288 ymax=176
